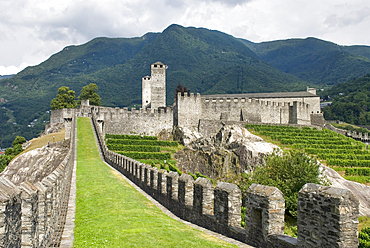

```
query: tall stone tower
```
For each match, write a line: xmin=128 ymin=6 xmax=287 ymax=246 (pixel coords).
xmin=142 ymin=62 xmax=166 ymax=110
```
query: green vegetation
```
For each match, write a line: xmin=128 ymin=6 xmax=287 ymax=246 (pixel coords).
xmin=107 ymin=144 xmax=161 ymax=152
xmin=331 ymin=123 xmax=370 ymax=134
xmin=106 ymin=138 xmax=178 ymax=147
xmin=360 ymin=227 xmax=370 ymax=248
xmin=0 ymin=24 xmax=312 ymax=147
xmin=324 ymin=74 xmax=370 ymax=125
xmin=239 ymin=149 xmax=327 ymax=217
xmin=0 ymin=135 xmax=26 ymax=172
xmin=105 ymin=134 xmax=180 ymax=166
xmin=188 ymin=171 xmax=215 ymax=184
xmin=243 ymin=37 xmax=370 ymax=86
xmin=2 ymin=25 xmax=370 ymax=147
xmin=245 ymin=124 xmax=370 ymax=184
xmin=50 ymin=86 xmax=77 ymax=110
xmin=75 ymin=117 xmax=237 ymax=247
xmin=105 ymin=134 xmax=158 ymax=140
xmin=77 ymin=83 xmax=101 ymax=106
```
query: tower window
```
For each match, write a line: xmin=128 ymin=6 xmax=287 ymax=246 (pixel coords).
xmin=154 ymin=65 xmax=157 ymax=67
xmin=160 ymin=65 xmax=163 ymax=68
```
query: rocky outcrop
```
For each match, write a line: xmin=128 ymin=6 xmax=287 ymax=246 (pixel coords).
xmin=44 ymin=122 xmax=64 ymax=135
xmin=321 ymin=165 xmax=370 ymax=216
xmin=173 ymin=126 xmax=202 ymax=146
xmin=1 ymin=140 xmax=70 ymax=185
xmin=174 ymin=125 xmax=278 ymax=180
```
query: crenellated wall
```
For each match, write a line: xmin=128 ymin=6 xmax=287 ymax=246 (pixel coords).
xmin=175 ymin=92 xmax=313 ymax=132
xmin=0 ymin=111 xmax=76 ymax=247
xmin=91 ymin=113 xmax=360 ymax=248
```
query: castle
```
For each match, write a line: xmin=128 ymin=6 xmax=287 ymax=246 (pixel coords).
xmin=52 ymin=61 xmax=324 ymax=138
xmin=0 ymin=62 xmax=358 ymax=247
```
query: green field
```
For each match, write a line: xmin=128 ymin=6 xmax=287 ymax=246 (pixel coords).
xmin=74 ymin=117 xmax=237 ymax=247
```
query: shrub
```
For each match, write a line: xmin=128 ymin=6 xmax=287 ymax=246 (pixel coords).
xmin=360 ymin=227 xmax=370 ymax=248
xmin=12 ymin=136 xmax=26 ymax=147
xmin=107 ymin=139 xmax=178 ymax=147
xmin=239 ymin=150 xmax=328 ymax=217
xmin=105 ymin=134 xmax=157 ymax=140
xmin=168 ymin=163 xmax=182 ymax=175
xmin=116 ymin=151 xmax=171 ymax=160
xmin=107 ymin=144 xmax=160 ymax=152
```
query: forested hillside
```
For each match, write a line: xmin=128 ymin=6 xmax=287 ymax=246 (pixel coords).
xmin=1 ymin=24 xmax=370 ymax=147
xmin=0 ymin=24 xmax=308 ymax=147
xmin=323 ymin=74 xmax=370 ymax=124
xmin=243 ymin=38 xmax=370 ymax=85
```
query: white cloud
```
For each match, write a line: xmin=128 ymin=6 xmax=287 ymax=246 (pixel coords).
xmin=0 ymin=0 xmax=370 ymax=75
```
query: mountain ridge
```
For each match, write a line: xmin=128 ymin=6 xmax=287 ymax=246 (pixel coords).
xmin=1 ymin=24 xmax=370 ymax=147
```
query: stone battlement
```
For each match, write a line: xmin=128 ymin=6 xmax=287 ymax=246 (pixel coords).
xmin=0 ymin=111 xmax=77 ymax=247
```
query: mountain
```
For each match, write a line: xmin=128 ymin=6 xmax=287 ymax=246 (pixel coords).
xmin=0 ymin=75 xmax=14 ymax=80
xmin=0 ymin=24 xmax=309 ymax=147
xmin=242 ymin=37 xmax=370 ymax=86
xmin=323 ymin=74 xmax=370 ymax=124
xmin=1 ymin=24 xmax=370 ymax=147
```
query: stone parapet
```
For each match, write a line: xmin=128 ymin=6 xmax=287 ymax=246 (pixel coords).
xmin=297 ymin=183 xmax=359 ymax=248
xmin=0 ymin=112 xmax=76 ymax=247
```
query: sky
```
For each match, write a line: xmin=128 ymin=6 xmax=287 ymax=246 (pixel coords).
xmin=1 ymin=0 xmax=370 ymax=75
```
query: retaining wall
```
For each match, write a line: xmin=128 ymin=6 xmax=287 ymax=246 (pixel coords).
xmin=91 ymin=114 xmax=360 ymax=248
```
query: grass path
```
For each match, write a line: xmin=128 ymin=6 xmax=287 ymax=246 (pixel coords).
xmin=74 ymin=117 xmax=237 ymax=247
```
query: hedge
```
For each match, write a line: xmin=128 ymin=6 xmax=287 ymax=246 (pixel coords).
xmin=345 ymin=168 xmax=370 ymax=176
xmin=107 ymin=139 xmax=178 ymax=147
xmin=105 ymin=134 xmax=157 ymax=140
xmin=327 ymin=159 xmax=370 ymax=167
xmin=116 ymin=151 xmax=171 ymax=160
xmin=107 ymin=144 xmax=160 ymax=152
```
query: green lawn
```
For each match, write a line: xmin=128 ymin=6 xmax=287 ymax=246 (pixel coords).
xmin=74 ymin=117 xmax=238 ymax=247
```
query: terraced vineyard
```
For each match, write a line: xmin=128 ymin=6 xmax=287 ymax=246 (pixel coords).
xmin=105 ymin=134 xmax=181 ymax=169
xmin=245 ymin=124 xmax=370 ymax=184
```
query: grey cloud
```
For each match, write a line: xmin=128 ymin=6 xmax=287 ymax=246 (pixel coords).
xmin=324 ymin=7 xmax=370 ymax=28
xmin=165 ymin=0 xmax=185 ymax=8
xmin=203 ymin=0 xmax=253 ymax=7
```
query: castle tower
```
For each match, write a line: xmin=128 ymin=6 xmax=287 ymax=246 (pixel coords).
xmin=142 ymin=62 xmax=166 ymax=110
xmin=142 ymin=76 xmax=151 ymax=109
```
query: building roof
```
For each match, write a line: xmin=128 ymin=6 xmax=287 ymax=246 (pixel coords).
xmin=202 ymin=91 xmax=318 ymax=99
xmin=152 ymin=61 xmax=165 ymax=65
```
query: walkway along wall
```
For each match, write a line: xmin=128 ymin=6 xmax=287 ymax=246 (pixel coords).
xmin=91 ymin=113 xmax=360 ymax=248
xmin=0 ymin=111 xmax=76 ymax=247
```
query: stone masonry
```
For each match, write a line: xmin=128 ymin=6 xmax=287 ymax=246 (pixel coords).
xmin=0 ymin=111 xmax=76 ymax=247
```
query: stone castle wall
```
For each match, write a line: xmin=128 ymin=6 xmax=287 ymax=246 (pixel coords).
xmin=0 ymin=111 xmax=76 ymax=247
xmin=91 ymin=113 xmax=360 ymax=248
xmin=175 ymin=92 xmax=313 ymax=132
xmin=79 ymin=105 xmax=173 ymax=136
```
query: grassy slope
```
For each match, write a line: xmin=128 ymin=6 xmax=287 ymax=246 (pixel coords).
xmin=74 ymin=117 xmax=237 ymax=247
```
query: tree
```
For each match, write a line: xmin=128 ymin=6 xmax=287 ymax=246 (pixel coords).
xmin=174 ymin=83 xmax=190 ymax=99
xmin=12 ymin=136 xmax=26 ymax=147
xmin=240 ymin=150 xmax=328 ymax=217
xmin=50 ymin=86 xmax=77 ymax=110
xmin=77 ymin=83 xmax=101 ymax=106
